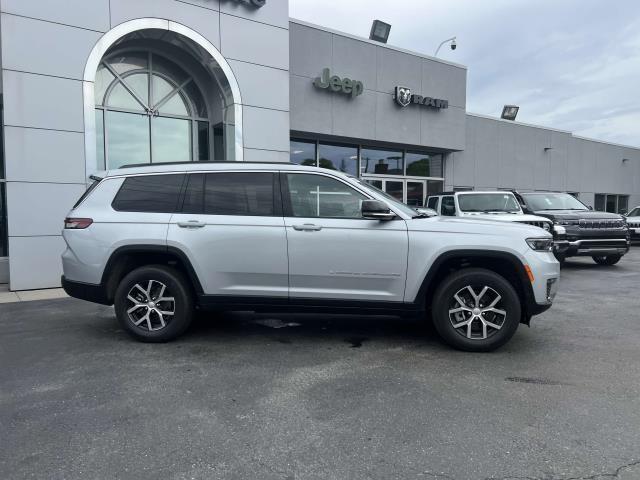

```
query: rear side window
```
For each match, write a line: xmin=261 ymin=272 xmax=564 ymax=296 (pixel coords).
xmin=182 ymin=172 xmax=276 ymax=216
xmin=112 ymin=174 xmax=185 ymax=213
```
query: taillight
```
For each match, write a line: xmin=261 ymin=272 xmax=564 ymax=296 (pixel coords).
xmin=64 ymin=218 xmax=93 ymax=229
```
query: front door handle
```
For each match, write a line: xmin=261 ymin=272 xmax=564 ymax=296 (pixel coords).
xmin=292 ymin=223 xmax=322 ymax=232
xmin=177 ymin=220 xmax=206 ymax=229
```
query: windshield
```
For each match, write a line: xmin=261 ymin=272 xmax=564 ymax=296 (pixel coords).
xmin=458 ymin=193 xmax=521 ymax=213
xmin=522 ymin=193 xmax=588 ymax=211
xmin=354 ymin=179 xmax=420 ymax=217
xmin=627 ymin=207 xmax=640 ymax=217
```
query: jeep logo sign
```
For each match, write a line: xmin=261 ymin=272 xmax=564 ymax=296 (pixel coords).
xmin=313 ymin=68 xmax=364 ymax=98
xmin=394 ymin=86 xmax=448 ymax=109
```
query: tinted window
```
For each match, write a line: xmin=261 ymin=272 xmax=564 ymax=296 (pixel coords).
xmin=286 ymin=174 xmax=367 ymax=218
xmin=360 ymin=147 xmax=403 ymax=175
xmin=290 ymin=139 xmax=317 ymax=166
xmin=427 ymin=197 xmax=439 ymax=210
xmin=458 ymin=193 xmax=520 ymax=213
xmin=112 ymin=174 xmax=185 ymax=213
xmin=182 ymin=172 xmax=275 ymax=216
xmin=522 ymin=193 xmax=588 ymax=211
xmin=441 ymin=196 xmax=456 ymax=216
xmin=627 ymin=207 xmax=640 ymax=217
xmin=405 ymin=152 xmax=443 ymax=177
xmin=318 ymin=143 xmax=358 ymax=175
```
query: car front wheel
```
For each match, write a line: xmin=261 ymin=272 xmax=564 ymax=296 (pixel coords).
xmin=592 ymin=254 xmax=622 ymax=266
xmin=114 ymin=265 xmax=194 ymax=342
xmin=431 ymin=268 xmax=522 ymax=352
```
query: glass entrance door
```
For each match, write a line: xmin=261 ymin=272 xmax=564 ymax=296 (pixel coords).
xmin=362 ymin=177 xmax=428 ymax=207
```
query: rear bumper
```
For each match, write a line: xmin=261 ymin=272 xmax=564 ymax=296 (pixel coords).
xmin=61 ymin=276 xmax=111 ymax=305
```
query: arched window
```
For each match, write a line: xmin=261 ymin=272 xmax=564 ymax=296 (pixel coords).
xmin=95 ymin=51 xmax=210 ymax=169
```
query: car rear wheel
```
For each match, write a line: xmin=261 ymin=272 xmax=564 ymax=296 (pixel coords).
xmin=592 ymin=254 xmax=622 ymax=266
xmin=431 ymin=268 xmax=521 ymax=352
xmin=114 ymin=265 xmax=194 ymax=342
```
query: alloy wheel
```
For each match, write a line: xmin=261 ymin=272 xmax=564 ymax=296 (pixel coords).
xmin=448 ymin=285 xmax=507 ymax=340
xmin=125 ymin=280 xmax=176 ymax=331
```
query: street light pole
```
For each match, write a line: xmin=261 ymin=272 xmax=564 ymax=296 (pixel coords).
xmin=434 ymin=36 xmax=457 ymax=57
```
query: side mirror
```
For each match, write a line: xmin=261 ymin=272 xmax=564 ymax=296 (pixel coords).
xmin=588 ymin=205 xmax=593 ymax=211
xmin=362 ymin=199 xmax=395 ymax=220
xmin=521 ymin=206 xmax=534 ymax=215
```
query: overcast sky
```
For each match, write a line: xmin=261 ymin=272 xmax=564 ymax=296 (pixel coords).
xmin=289 ymin=0 xmax=640 ymax=147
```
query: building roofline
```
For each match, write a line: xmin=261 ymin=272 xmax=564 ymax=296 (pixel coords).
xmin=467 ymin=112 xmax=640 ymax=151
xmin=289 ymin=17 xmax=468 ymax=70
xmin=466 ymin=112 xmax=572 ymax=134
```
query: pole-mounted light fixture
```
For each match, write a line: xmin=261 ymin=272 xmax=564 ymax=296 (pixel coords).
xmin=501 ymin=105 xmax=520 ymax=121
xmin=369 ymin=20 xmax=392 ymax=44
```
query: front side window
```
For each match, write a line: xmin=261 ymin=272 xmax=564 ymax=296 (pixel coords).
xmin=96 ymin=52 xmax=210 ymax=169
xmin=427 ymin=197 xmax=439 ymax=210
xmin=458 ymin=193 xmax=521 ymax=213
xmin=112 ymin=174 xmax=185 ymax=213
xmin=441 ymin=196 xmax=456 ymax=216
xmin=286 ymin=174 xmax=367 ymax=218
xmin=182 ymin=173 xmax=275 ymax=216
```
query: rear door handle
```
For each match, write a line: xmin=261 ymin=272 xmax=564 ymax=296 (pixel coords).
xmin=292 ymin=223 xmax=322 ymax=232
xmin=177 ymin=220 xmax=206 ymax=229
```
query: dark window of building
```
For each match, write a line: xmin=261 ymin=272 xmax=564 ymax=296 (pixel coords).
xmin=112 ymin=174 xmax=185 ymax=213
xmin=203 ymin=173 xmax=275 ymax=216
xmin=606 ymin=195 xmax=617 ymax=213
xmin=361 ymin=147 xmax=403 ymax=175
xmin=594 ymin=194 xmax=605 ymax=212
xmin=619 ymin=196 xmax=629 ymax=214
xmin=290 ymin=139 xmax=317 ymax=166
xmin=427 ymin=180 xmax=444 ymax=196
xmin=384 ymin=180 xmax=404 ymax=203
xmin=441 ymin=196 xmax=456 ymax=216
xmin=0 ymin=183 xmax=7 ymax=257
xmin=318 ymin=143 xmax=359 ymax=175
xmin=286 ymin=174 xmax=367 ymax=218
xmin=405 ymin=152 xmax=443 ymax=177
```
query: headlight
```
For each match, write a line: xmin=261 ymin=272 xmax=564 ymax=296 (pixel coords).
xmin=526 ymin=238 xmax=553 ymax=251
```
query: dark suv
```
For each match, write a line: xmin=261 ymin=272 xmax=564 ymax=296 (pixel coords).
xmin=514 ymin=192 xmax=631 ymax=265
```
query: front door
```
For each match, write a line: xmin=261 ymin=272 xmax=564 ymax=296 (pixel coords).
xmin=282 ymin=172 xmax=408 ymax=302
xmin=167 ymin=171 xmax=288 ymax=297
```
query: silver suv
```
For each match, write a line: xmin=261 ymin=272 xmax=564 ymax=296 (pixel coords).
xmin=61 ymin=162 xmax=560 ymax=352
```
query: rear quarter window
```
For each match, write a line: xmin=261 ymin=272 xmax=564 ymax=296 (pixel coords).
xmin=112 ymin=174 xmax=185 ymax=213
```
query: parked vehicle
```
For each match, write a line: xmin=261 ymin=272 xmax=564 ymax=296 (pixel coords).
xmin=61 ymin=162 xmax=559 ymax=352
xmin=514 ymin=192 xmax=631 ymax=265
xmin=425 ymin=191 xmax=564 ymax=251
xmin=625 ymin=206 xmax=640 ymax=242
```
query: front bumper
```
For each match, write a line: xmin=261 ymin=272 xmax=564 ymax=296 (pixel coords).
xmin=522 ymin=249 xmax=560 ymax=316
xmin=565 ymin=238 xmax=630 ymax=257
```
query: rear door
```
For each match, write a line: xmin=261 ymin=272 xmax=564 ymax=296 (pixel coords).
xmin=166 ymin=171 xmax=288 ymax=297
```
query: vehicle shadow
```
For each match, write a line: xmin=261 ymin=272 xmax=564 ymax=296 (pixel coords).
xmin=182 ymin=310 xmax=444 ymax=349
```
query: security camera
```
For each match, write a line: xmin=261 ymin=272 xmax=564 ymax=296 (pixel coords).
xmin=450 ymin=39 xmax=457 ymax=50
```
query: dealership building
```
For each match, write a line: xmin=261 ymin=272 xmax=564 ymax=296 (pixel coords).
xmin=0 ymin=0 xmax=639 ymax=290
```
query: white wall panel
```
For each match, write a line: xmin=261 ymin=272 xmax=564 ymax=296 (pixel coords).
xmin=8 ymin=236 xmax=66 ymax=290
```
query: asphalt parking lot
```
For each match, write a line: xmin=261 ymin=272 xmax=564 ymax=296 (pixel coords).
xmin=2 ymin=249 xmax=640 ymax=480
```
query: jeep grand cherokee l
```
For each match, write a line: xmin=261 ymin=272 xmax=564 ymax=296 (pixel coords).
xmin=516 ymin=192 xmax=631 ymax=265
xmin=61 ymin=163 xmax=560 ymax=352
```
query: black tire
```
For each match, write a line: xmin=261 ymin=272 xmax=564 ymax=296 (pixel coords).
xmin=592 ymin=255 xmax=622 ymax=266
xmin=114 ymin=265 xmax=194 ymax=342
xmin=431 ymin=268 xmax=521 ymax=352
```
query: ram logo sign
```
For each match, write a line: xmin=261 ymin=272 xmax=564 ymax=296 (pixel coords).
xmin=394 ymin=86 xmax=449 ymax=110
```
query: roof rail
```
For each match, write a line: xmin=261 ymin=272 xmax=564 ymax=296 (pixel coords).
xmin=118 ymin=160 xmax=294 ymax=169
